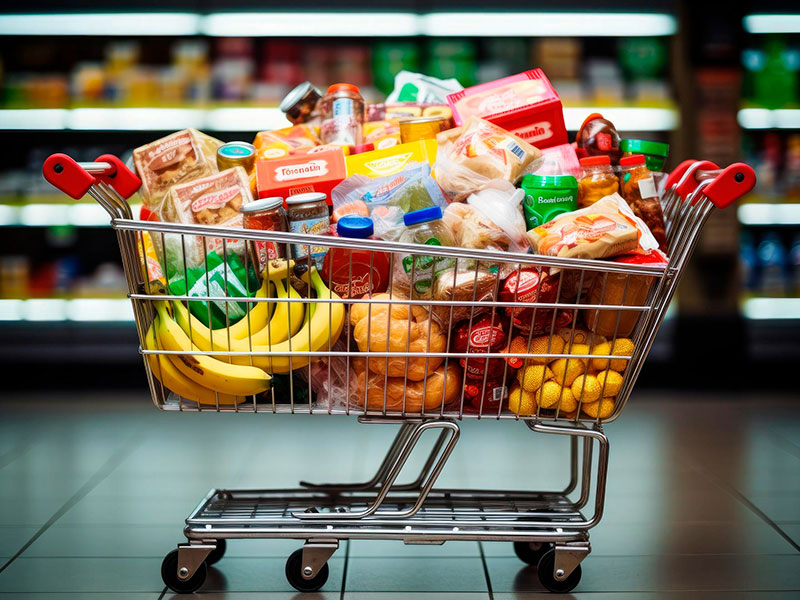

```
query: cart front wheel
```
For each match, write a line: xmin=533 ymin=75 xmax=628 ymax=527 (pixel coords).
xmin=206 ymin=539 xmax=226 ymax=565
xmin=513 ymin=541 xmax=554 ymax=565
xmin=537 ymin=548 xmax=581 ymax=593
xmin=285 ymin=548 xmax=329 ymax=593
xmin=161 ymin=549 xmax=207 ymax=594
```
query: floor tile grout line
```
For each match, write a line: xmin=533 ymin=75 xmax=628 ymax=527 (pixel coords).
xmin=477 ymin=541 xmax=494 ymax=600
xmin=0 ymin=433 xmax=143 ymax=574
xmin=339 ymin=539 xmax=350 ymax=600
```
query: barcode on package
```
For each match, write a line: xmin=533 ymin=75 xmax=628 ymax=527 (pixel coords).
xmin=493 ymin=386 xmax=508 ymax=402
xmin=506 ymin=141 xmax=525 ymax=162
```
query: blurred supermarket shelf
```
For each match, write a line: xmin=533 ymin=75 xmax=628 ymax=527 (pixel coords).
xmin=737 ymin=203 xmax=800 ymax=226
xmin=0 ymin=298 xmax=133 ymax=322
xmin=737 ymin=108 xmax=800 ymax=130
xmin=743 ymin=13 xmax=800 ymax=34
xmin=741 ymin=297 xmax=800 ymax=320
xmin=0 ymin=202 xmax=135 ymax=227
xmin=0 ymin=106 xmax=678 ymax=132
xmin=0 ymin=11 xmax=677 ymax=38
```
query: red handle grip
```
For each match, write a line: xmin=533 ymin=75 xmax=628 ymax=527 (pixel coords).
xmin=675 ymin=160 xmax=720 ymax=200
xmin=664 ymin=159 xmax=697 ymax=191
xmin=703 ymin=163 xmax=756 ymax=209
xmin=94 ymin=154 xmax=141 ymax=199
xmin=42 ymin=153 xmax=95 ymax=200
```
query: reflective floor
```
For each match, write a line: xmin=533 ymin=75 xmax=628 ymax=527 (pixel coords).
xmin=0 ymin=392 xmax=799 ymax=599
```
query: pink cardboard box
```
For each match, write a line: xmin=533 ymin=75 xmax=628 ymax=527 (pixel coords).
xmin=447 ymin=69 xmax=568 ymax=149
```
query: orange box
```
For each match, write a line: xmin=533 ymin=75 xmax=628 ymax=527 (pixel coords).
xmin=256 ymin=148 xmax=347 ymax=203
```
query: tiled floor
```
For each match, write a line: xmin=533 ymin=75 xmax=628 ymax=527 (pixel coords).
xmin=0 ymin=392 xmax=799 ymax=599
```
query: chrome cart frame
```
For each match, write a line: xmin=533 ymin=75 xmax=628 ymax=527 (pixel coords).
xmin=43 ymin=153 xmax=755 ymax=594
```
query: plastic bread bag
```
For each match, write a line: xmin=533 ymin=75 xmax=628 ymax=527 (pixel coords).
xmin=331 ymin=162 xmax=449 ymax=241
xmin=527 ymin=193 xmax=659 ymax=260
xmin=433 ymin=116 xmax=541 ymax=201
xmin=299 ymin=336 xmax=351 ymax=410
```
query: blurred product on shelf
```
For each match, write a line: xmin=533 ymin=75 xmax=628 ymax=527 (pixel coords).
xmin=742 ymin=37 xmax=799 ymax=110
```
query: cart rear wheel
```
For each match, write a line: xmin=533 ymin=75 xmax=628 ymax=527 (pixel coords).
xmin=285 ymin=548 xmax=329 ymax=593
xmin=161 ymin=549 xmax=207 ymax=594
xmin=537 ymin=548 xmax=581 ymax=594
xmin=513 ymin=541 xmax=554 ymax=565
xmin=205 ymin=539 xmax=226 ymax=565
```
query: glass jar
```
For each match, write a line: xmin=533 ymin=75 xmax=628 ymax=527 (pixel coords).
xmin=618 ymin=154 xmax=668 ymax=251
xmin=240 ymin=196 xmax=287 ymax=270
xmin=279 ymin=81 xmax=323 ymax=126
xmin=398 ymin=206 xmax=456 ymax=297
xmin=321 ymin=215 xmax=390 ymax=298
xmin=575 ymin=112 xmax=621 ymax=163
xmin=578 ymin=155 xmax=619 ymax=208
xmin=620 ymin=139 xmax=670 ymax=172
xmin=319 ymin=83 xmax=365 ymax=146
xmin=285 ymin=192 xmax=330 ymax=267
xmin=217 ymin=141 xmax=256 ymax=173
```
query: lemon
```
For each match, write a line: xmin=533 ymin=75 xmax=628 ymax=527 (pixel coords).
xmin=581 ymin=397 xmax=615 ymax=419
xmin=526 ymin=335 xmax=565 ymax=364
xmin=537 ymin=381 xmax=577 ymax=411
xmin=508 ymin=383 xmax=537 ymax=416
xmin=569 ymin=343 xmax=591 ymax=357
xmin=609 ymin=338 xmax=634 ymax=371
xmin=596 ymin=370 xmax=623 ymax=397
xmin=590 ymin=342 xmax=612 ymax=371
xmin=571 ymin=374 xmax=602 ymax=403
xmin=550 ymin=357 xmax=586 ymax=386
xmin=516 ymin=364 xmax=552 ymax=392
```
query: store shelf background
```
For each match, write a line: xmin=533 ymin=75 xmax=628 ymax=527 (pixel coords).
xmin=1 ymin=2 xmax=798 ymax=387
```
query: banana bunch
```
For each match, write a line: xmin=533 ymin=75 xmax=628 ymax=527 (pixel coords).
xmin=144 ymin=258 xmax=345 ymax=405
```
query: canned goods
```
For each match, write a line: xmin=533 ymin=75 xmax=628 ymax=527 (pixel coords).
xmin=399 ymin=116 xmax=446 ymax=143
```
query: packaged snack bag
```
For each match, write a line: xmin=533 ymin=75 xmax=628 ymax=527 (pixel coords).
xmin=253 ymin=124 xmax=319 ymax=151
xmin=363 ymin=119 xmax=402 ymax=150
xmin=164 ymin=166 xmax=254 ymax=269
xmin=434 ymin=117 xmax=540 ymax=200
xmin=446 ymin=69 xmax=568 ymax=149
xmin=346 ymin=139 xmax=437 ymax=178
xmin=527 ymin=194 xmax=660 ymax=260
xmin=255 ymin=148 xmax=347 ymax=202
xmin=132 ymin=128 xmax=223 ymax=220
xmin=386 ymin=70 xmax=463 ymax=104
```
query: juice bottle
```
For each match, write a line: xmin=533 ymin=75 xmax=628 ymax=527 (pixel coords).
xmin=321 ymin=216 xmax=389 ymax=298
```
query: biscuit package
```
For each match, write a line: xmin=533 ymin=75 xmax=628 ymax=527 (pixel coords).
xmin=132 ymin=128 xmax=223 ymax=220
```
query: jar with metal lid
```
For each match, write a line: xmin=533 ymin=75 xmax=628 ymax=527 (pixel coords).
xmin=279 ymin=81 xmax=323 ymax=125
xmin=240 ymin=196 xmax=288 ymax=270
xmin=217 ymin=141 xmax=256 ymax=173
xmin=285 ymin=192 xmax=330 ymax=266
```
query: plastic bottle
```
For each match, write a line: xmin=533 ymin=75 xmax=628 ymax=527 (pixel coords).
xmin=319 ymin=83 xmax=365 ymax=146
xmin=575 ymin=112 xmax=621 ymax=163
xmin=398 ymin=206 xmax=456 ymax=296
xmin=757 ymin=232 xmax=788 ymax=297
xmin=321 ymin=216 xmax=389 ymax=298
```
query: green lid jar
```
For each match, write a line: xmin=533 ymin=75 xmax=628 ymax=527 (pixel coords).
xmin=520 ymin=174 xmax=578 ymax=230
xmin=620 ymin=139 xmax=670 ymax=172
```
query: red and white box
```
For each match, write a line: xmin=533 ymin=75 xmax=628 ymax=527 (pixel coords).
xmin=256 ymin=148 xmax=347 ymax=203
xmin=446 ymin=69 xmax=568 ymax=149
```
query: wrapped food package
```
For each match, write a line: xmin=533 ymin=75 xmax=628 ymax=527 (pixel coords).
xmin=253 ymin=124 xmax=319 ymax=151
xmin=434 ymin=117 xmax=541 ymax=201
xmin=526 ymin=193 xmax=659 ymax=260
xmin=163 ymin=166 xmax=254 ymax=269
xmin=430 ymin=265 xmax=498 ymax=327
xmin=500 ymin=267 xmax=573 ymax=337
xmin=132 ymin=129 xmax=223 ymax=220
xmin=345 ymin=139 xmax=437 ymax=178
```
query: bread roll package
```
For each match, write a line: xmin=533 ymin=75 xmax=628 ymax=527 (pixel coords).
xmin=164 ymin=166 xmax=254 ymax=269
xmin=132 ymin=129 xmax=223 ymax=219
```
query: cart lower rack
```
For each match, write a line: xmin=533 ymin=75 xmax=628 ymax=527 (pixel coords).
xmin=44 ymin=154 xmax=755 ymax=594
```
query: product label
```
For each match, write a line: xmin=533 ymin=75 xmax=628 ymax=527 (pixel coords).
xmin=289 ymin=216 xmax=329 ymax=260
xmin=492 ymin=386 xmax=508 ymax=403
xmin=498 ymin=138 xmax=525 ymax=162
xmin=191 ymin=186 xmax=241 ymax=213
xmin=274 ymin=160 xmax=329 ymax=182
xmin=638 ymin=176 xmax=657 ymax=199
xmin=363 ymin=153 xmax=414 ymax=177
xmin=401 ymin=237 xmax=455 ymax=294
xmin=332 ymin=97 xmax=354 ymax=118
xmin=513 ymin=121 xmax=554 ymax=144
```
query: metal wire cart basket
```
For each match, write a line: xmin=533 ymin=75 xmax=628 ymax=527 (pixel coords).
xmin=44 ymin=153 xmax=755 ymax=594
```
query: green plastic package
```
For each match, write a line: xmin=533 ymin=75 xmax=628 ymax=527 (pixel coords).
xmin=167 ymin=251 xmax=260 ymax=329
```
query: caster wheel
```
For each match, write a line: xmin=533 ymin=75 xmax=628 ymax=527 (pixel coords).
xmin=161 ymin=549 xmax=207 ymax=594
xmin=205 ymin=539 xmax=226 ymax=566
xmin=285 ymin=548 xmax=329 ymax=593
xmin=537 ymin=548 xmax=581 ymax=594
xmin=513 ymin=541 xmax=554 ymax=565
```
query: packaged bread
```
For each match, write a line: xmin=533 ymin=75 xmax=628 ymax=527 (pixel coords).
xmin=165 ymin=166 xmax=253 ymax=268
xmin=434 ymin=116 xmax=541 ymax=201
xmin=527 ymin=194 xmax=659 ymax=260
xmin=430 ymin=265 xmax=497 ymax=327
xmin=132 ymin=129 xmax=223 ymax=220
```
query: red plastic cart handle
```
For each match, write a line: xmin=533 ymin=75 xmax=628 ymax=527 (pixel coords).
xmin=42 ymin=153 xmax=95 ymax=200
xmin=664 ymin=159 xmax=697 ymax=191
xmin=674 ymin=160 xmax=720 ymax=200
xmin=703 ymin=162 xmax=756 ymax=209
xmin=95 ymin=154 xmax=141 ymax=199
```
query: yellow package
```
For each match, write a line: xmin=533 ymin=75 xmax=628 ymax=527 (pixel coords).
xmin=137 ymin=230 xmax=166 ymax=290
xmin=363 ymin=120 xmax=402 ymax=151
xmin=346 ymin=139 xmax=437 ymax=178
xmin=253 ymin=124 xmax=318 ymax=151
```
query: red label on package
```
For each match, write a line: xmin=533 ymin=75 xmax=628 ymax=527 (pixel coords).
xmin=256 ymin=148 xmax=346 ymax=204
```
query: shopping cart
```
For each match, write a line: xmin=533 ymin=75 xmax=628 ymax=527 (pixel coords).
xmin=43 ymin=153 xmax=755 ymax=594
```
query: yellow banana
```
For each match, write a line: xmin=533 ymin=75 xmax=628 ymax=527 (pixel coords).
xmin=171 ymin=274 xmax=304 ymax=355
xmin=233 ymin=267 xmax=344 ymax=374
xmin=226 ymin=257 xmax=294 ymax=339
xmin=154 ymin=303 xmax=271 ymax=396
xmin=143 ymin=323 xmax=242 ymax=406
xmin=224 ymin=277 xmax=270 ymax=339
